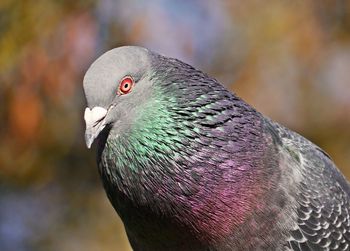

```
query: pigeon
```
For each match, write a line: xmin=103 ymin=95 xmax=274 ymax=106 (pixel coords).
xmin=83 ymin=46 xmax=350 ymax=251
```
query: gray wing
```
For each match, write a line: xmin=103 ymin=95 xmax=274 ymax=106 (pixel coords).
xmin=270 ymin=121 xmax=350 ymax=251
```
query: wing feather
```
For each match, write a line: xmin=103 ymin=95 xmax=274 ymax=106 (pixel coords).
xmin=268 ymin=120 xmax=350 ymax=251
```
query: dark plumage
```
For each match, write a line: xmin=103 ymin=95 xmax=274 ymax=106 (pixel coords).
xmin=83 ymin=46 xmax=350 ymax=251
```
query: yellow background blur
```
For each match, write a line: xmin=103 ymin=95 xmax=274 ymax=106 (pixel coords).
xmin=0 ymin=1 xmax=349 ymax=250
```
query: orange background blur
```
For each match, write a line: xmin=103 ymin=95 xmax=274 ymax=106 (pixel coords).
xmin=0 ymin=1 xmax=349 ymax=250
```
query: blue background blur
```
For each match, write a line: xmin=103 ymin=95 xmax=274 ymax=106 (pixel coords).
xmin=0 ymin=1 xmax=349 ymax=250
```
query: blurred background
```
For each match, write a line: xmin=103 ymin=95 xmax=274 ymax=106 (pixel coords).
xmin=0 ymin=0 xmax=349 ymax=250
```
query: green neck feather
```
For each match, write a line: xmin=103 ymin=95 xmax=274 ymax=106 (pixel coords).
xmin=105 ymin=87 xmax=184 ymax=172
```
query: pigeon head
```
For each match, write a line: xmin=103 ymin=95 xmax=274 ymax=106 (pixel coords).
xmin=83 ymin=46 xmax=154 ymax=148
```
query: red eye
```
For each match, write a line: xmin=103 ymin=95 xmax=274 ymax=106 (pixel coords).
xmin=119 ymin=76 xmax=134 ymax=95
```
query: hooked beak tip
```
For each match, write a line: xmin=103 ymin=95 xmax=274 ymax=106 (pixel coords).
xmin=84 ymin=106 xmax=108 ymax=149
xmin=85 ymin=136 xmax=93 ymax=149
xmin=84 ymin=124 xmax=106 ymax=149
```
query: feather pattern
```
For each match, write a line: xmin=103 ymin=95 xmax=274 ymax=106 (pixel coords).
xmin=270 ymin=121 xmax=350 ymax=251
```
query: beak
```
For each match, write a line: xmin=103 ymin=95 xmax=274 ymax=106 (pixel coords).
xmin=84 ymin=107 xmax=108 ymax=148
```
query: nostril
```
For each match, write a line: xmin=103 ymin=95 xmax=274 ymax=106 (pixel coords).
xmin=91 ymin=107 xmax=107 ymax=122
xmin=84 ymin=106 xmax=107 ymax=126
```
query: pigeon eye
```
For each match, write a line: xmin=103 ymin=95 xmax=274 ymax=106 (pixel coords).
xmin=118 ymin=76 xmax=134 ymax=95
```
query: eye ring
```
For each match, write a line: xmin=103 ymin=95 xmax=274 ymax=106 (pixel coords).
xmin=118 ymin=76 xmax=134 ymax=95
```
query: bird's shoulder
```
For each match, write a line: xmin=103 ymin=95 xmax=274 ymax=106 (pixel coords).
xmin=266 ymin=120 xmax=350 ymax=251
